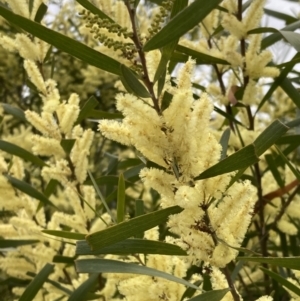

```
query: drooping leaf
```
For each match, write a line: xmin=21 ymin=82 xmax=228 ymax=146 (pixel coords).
xmin=68 ymin=273 xmax=99 ymax=301
xmin=76 ymin=238 xmax=187 ymax=255
xmin=237 ymin=256 xmax=300 ymax=270
xmin=0 ymin=140 xmax=46 ymax=167
xmin=260 ymin=267 xmax=300 ymax=296
xmin=6 ymin=175 xmax=56 ymax=208
xmin=0 ymin=6 xmax=121 ymax=75
xmin=195 ymin=144 xmax=258 ymax=180
xmin=187 ymin=288 xmax=230 ymax=301
xmin=117 ymin=173 xmax=126 ymax=223
xmin=86 ymin=205 xmax=183 ymax=250
xmin=0 ymin=239 xmax=39 ymax=248
xmin=120 ymin=65 xmax=151 ymax=98
xmin=42 ymin=230 xmax=86 ymax=240
xmin=19 ymin=263 xmax=54 ymax=301
xmin=143 ymin=0 xmax=223 ymax=51
xmin=76 ymin=258 xmax=200 ymax=290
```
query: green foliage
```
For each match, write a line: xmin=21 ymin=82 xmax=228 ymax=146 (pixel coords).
xmin=0 ymin=0 xmax=300 ymax=300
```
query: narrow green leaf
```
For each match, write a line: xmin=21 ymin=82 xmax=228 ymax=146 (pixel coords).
xmin=176 ymin=45 xmax=229 ymax=65
xmin=157 ymin=67 xmax=167 ymax=95
xmin=34 ymin=2 xmax=47 ymax=23
xmin=265 ymin=154 xmax=285 ymax=188
xmin=0 ymin=140 xmax=46 ymax=167
xmin=6 ymin=175 xmax=56 ymax=208
xmin=253 ymin=119 xmax=289 ymax=157
xmin=76 ymin=0 xmax=115 ymax=22
xmin=19 ymin=263 xmax=54 ymax=301
xmin=261 ymin=20 xmax=300 ymax=49
xmin=219 ymin=128 xmax=230 ymax=160
xmin=275 ymin=146 xmax=300 ymax=181
xmin=87 ymin=110 xmax=123 ymax=119
xmin=264 ymin=8 xmax=298 ymax=24
xmin=68 ymin=274 xmax=98 ymax=301
xmin=213 ymin=106 xmax=243 ymax=126
xmin=0 ymin=6 xmax=121 ymax=75
xmin=276 ymin=134 xmax=300 ymax=145
xmin=260 ymin=267 xmax=300 ymax=296
xmin=280 ymin=77 xmax=300 ymax=109
xmin=237 ymin=256 xmax=300 ymax=270
xmin=195 ymin=145 xmax=258 ymax=180
xmin=44 ymin=179 xmax=58 ymax=198
xmin=0 ymin=239 xmax=39 ymax=248
xmin=135 ymin=199 xmax=144 ymax=217
xmin=88 ymin=170 xmax=116 ymax=223
xmin=60 ymin=139 xmax=75 ymax=154
xmin=26 ymin=272 xmax=73 ymax=296
xmin=286 ymin=118 xmax=300 ymax=128
xmin=42 ymin=230 xmax=86 ymax=240
xmin=187 ymin=288 xmax=230 ymax=301
xmin=120 ymin=65 xmax=151 ymax=98
xmin=123 ymin=164 xmax=145 ymax=180
xmin=181 ymin=280 xmax=202 ymax=301
xmin=76 ymin=258 xmax=200 ymax=290
xmin=280 ymin=31 xmax=300 ymax=52
xmin=143 ymin=0 xmax=222 ymax=51
xmin=86 ymin=205 xmax=183 ymax=250
xmin=76 ymin=96 xmax=98 ymax=124
xmin=255 ymin=53 xmax=300 ymax=114
xmin=117 ymin=173 xmax=126 ymax=223
xmin=76 ymin=238 xmax=187 ymax=255
xmin=247 ymin=27 xmax=278 ymax=34
xmin=28 ymin=0 xmax=34 ymax=14
xmin=52 ymin=255 xmax=75 ymax=264
xmin=161 ymin=91 xmax=173 ymax=111
xmin=84 ymin=175 xmax=132 ymax=186
xmin=153 ymin=0 xmax=189 ymax=82
xmin=135 ymin=200 xmax=144 ymax=238
xmin=1 ymin=103 xmax=26 ymax=122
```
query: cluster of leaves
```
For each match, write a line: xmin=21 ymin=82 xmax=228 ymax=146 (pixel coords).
xmin=0 ymin=0 xmax=300 ymax=300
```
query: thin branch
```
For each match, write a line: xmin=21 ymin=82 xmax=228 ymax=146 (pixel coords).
xmin=124 ymin=1 xmax=161 ymax=114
